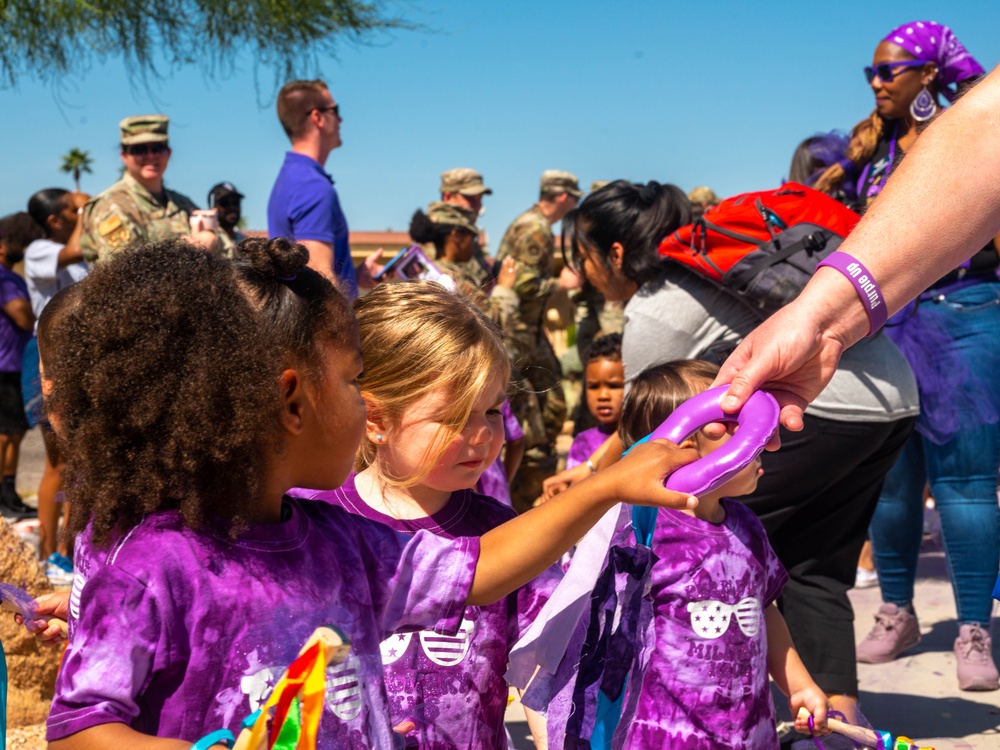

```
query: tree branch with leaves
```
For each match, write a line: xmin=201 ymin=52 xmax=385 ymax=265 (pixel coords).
xmin=0 ymin=0 xmax=412 ymax=87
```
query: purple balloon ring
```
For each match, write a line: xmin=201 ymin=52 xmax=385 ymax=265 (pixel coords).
xmin=643 ymin=385 xmax=779 ymax=496
xmin=0 ymin=582 xmax=40 ymax=626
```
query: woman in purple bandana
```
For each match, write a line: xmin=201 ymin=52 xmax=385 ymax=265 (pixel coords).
xmin=818 ymin=22 xmax=1000 ymax=692
xmin=815 ymin=21 xmax=985 ymax=204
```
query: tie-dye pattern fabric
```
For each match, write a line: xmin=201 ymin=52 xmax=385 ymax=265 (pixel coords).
xmin=303 ymin=476 xmax=561 ymax=749
xmin=614 ymin=499 xmax=788 ymax=750
xmin=566 ymin=426 xmax=615 ymax=470
xmin=48 ymin=497 xmax=478 ymax=748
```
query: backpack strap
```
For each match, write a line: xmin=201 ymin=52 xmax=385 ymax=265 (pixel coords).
xmin=726 ymin=227 xmax=835 ymax=289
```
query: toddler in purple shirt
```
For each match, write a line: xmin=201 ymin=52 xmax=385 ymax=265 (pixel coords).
xmin=301 ymin=282 xmax=561 ymax=749
xmin=567 ymin=333 xmax=625 ymax=471
xmin=613 ymin=360 xmax=827 ymax=749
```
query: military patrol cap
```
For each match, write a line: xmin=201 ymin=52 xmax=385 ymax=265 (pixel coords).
xmin=440 ymin=168 xmax=493 ymax=196
xmin=120 ymin=115 xmax=170 ymax=146
xmin=427 ymin=201 xmax=479 ymax=235
xmin=590 ymin=180 xmax=611 ymax=193
xmin=540 ymin=170 xmax=583 ymax=197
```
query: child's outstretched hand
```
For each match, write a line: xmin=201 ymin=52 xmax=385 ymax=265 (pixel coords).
xmin=601 ymin=438 xmax=701 ymax=510
xmin=792 ymin=691 xmax=830 ymax=735
xmin=14 ymin=591 xmax=70 ymax=648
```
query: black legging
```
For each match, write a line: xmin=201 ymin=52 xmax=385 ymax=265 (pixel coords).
xmin=738 ymin=413 xmax=916 ymax=696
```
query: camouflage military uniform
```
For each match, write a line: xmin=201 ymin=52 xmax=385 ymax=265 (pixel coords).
xmin=496 ymin=205 xmax=567 ymax=512
xmin=79 ymin=174 xmax=220 ymax=264
xmin=439 ymin=168 xmax=494 ymax=276
xmin=436 ymin=258 xmax=519 ymax=332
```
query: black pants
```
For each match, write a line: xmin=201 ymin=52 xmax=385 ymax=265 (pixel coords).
xmin=738 ymin=413 xmax=916 ymax=696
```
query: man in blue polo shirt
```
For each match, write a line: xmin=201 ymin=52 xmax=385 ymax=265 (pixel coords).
xmin=268 ymin=79 xmax=378 ymax=298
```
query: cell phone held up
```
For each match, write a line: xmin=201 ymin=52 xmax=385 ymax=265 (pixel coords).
xmin=374 ymin=244 xmax=456 ymax=291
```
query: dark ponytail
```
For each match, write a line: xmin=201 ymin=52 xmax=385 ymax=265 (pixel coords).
xmin=408 ymin=209 xmax=451 ymax=256
xmin=27 ymin=188 xmax=71 ymax=235
xmin=574 ymin=180 xmax=691 ymax=285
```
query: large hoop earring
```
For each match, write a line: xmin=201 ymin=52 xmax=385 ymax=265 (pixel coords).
xmin=910 ymin=87 xmax=937 ymax=122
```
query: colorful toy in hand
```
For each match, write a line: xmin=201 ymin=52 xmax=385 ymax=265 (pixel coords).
xmin=628 ymin=384 xmax=779 ymax=496
xmin=797 ymin=707 xmax=936 ymax=750
xmin=191 ymin=626 xmax=353 ymax=750
xmin=630 ymin=385 xmax=779 ymax=546
xmin=234 ymin=626 xmax=352 ymax=750
xmin=0 ymin=582 xmax=65 ymax=636
xmin=0 ymin=583 xmax=40 ymax=626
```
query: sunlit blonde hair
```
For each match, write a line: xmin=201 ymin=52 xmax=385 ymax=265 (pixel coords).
xmin=353 ymin=280 xmax=511 ymax=486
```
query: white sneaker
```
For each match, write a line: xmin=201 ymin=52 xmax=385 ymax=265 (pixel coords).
xmin=45 ymin=562 xmax=74 ymax=586
xmin=854 ymin=567 xmax=879 ymax=589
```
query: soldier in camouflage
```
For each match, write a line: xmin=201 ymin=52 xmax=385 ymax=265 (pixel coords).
xmin=496 ymin=170 xmax=583 ymax=512
xmin=408 ymin=201 xmax=519 ymax=330
xmin=79 ymin=115 xmax=224 ymax=264
xmin=440 ymin=167 xmax=493 ymax=271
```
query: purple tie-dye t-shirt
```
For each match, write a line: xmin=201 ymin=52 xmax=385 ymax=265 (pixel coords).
xmin=615 ymin=499 xmax=788 ymax=750
xmin=48 ymin=497 xmax=478 ymax=748
xmin=566 ymin=425 xmax=615 ymax=470
xmin=302 ymin=476 xmax=561 ymax=749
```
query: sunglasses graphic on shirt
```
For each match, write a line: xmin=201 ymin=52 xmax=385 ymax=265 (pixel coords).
xmin=380 ymin=617 xmax=476 ymax=667
xmin=686 ymin=597 xmax=762 ymax=640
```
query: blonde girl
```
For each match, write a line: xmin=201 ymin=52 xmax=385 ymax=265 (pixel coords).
xmin=296 ymin=280 xmax=557 ymax=749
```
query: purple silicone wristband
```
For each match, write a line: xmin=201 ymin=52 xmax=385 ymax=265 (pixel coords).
xmin=815 ymin=251 xmax=888 ymax=336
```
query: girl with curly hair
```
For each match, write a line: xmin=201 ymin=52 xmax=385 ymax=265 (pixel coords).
xmin=42 ymin=237 xmax=697 ymax=748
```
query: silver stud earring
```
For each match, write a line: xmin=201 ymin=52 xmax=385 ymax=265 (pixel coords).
xmin=375 ymin=435 xmax=383 ymax=442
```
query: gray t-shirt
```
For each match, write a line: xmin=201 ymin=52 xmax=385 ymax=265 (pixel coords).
xmin=622 ymin=267 xmax=919 ymax=423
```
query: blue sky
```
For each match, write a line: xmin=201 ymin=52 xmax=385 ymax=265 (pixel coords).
xmin=1 ymin=1 xmax=997 ymax=249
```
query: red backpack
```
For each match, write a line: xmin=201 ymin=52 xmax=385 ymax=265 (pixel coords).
xmin=659 ymin=183 xmax=860 ymax=318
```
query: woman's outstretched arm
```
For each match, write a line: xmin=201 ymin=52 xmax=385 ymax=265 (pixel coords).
xmin=716 ymin=64 xmax=1000 ymax=430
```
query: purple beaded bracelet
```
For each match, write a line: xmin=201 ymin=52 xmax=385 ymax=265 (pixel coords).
xmin=815 ymin=251 xmax=888 ymax=336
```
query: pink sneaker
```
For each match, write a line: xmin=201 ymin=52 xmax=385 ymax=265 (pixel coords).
xmin=856 ymin=603 xmax=921 ymax=664
xmin=954 ymin=624 xmax=999 ymax=691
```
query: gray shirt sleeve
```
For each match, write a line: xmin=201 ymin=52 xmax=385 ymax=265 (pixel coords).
xmin=621 ymin=267 xmax=919 ymax=423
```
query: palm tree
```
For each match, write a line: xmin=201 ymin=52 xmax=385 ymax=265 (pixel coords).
xmin=60 ymin=148 xmax=93 ymax=192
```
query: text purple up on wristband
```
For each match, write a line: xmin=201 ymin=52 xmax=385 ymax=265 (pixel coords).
xmin=815 ymin=251 xmax=888 ymax=336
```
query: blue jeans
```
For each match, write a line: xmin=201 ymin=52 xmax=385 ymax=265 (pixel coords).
xmin=872 ymin=283 xmax=1000 ymax=626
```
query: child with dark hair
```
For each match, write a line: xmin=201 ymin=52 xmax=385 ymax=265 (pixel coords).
xmin=43 ymin=237 xmax=697 ymax=747
xmin=612 ymin=360 xmax=826 ymax=749
xmin=24 ymin=188 xmax=90 ymax=577
xmin=0 ymin=213 xmax=39 ymax=519
xmin=567 ymin=333 xmax=624 ymax=471
xmin=11 ymin=282 xmax=86 ymax=647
